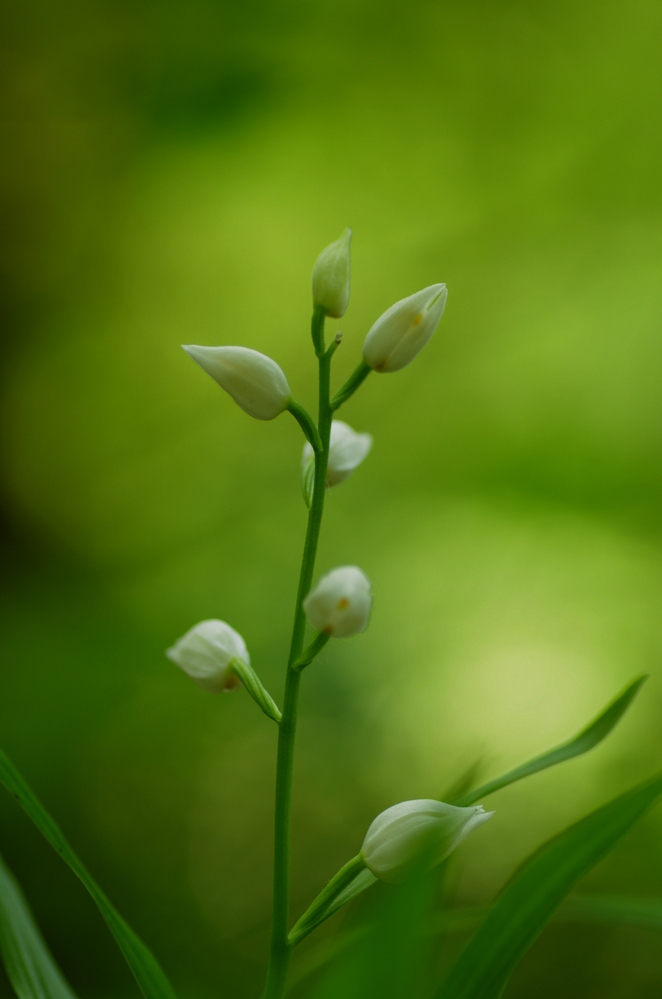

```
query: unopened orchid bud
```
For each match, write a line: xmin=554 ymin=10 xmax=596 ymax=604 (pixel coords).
xmin=361 ymin=799 xmax=493 ymax=884
xmin=362 ymin=284 xmax=447 ymax=373
xmin=301 ymin=420 xmax=373 ymax=504
xmin=303 ymin=566 xmax=372 ymax=638
xmin=166 ymin=619 xmax=249 ymax=693
xmin=182 ymin=345 xmax=291 ymax=420
xmin=312 ymin=229 xmax=352 ymax=318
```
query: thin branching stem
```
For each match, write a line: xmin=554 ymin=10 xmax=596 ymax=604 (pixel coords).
xmin=330 ymin=359 xmax=371 ymax=411
xmin=263 ymin=312 xmax=333 ymax=999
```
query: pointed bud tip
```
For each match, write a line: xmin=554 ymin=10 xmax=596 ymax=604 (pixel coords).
xmin=362 ymin=283 xmax=448 ymax=373
xmin=181 ymin=344 xmax=290 ymax=420
xmin=361 ymin=799 xmax=492 ymax=882
xmin=312 ymin=229 xmax=353 ymax=318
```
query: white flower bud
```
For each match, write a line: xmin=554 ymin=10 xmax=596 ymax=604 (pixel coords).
xmin=361 ymin=799 xmax=493 ymax=884
xmin=301 ymin=420 xmax=373 ymax=496
xmin=362 ymin=283 xmax=447 ymax=373
xmin=182 ymin=345 xmax=291 ymax=420
xmin=312 ymin=228 xmax=352 ymax=318
xmin=166 ymin=619 xmax=249 ymax=693
xmin=303 ymin=566 xmax=372 ymax=638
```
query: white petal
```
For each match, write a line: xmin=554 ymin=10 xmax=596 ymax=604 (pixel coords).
xmin=183 ymin=345 xmax=291 ymax=420
xmin=166 ymin=619 xmax=249 ymax=693
xmin=303 ymin=566 xmax=372 ymax=638
xmin=361 ymin=799 xmax=492 ymax=883
xmin=362 ymin=284 xmax=447 ymax=372
xmin=326 ymin=421 xmax=373 ymax=486
xmin=312 ymin=228 xmax=352 ymax=318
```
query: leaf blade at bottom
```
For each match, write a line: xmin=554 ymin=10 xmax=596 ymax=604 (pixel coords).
xmin=437 ymin=772 xmax=662 ymax=999
xmin=0 ymin=851 xmax=79 ymax=999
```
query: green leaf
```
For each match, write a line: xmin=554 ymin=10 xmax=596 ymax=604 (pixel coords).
xmin=289 ymin=856 xmax=373 ymax=947
xmin=230 ymin=659 xmax=282 ymax=723
xmin=314 ymin=863 xmax=439 ymax=999
xmin=323 ymin=869 xmax=378 ymax=921
xmin=291 ymin=889 xmax=662 ymax=994
xmin=0 ymin=748 xmax=178 ymax=999
xmin=0 ymin=851 xmax=79 ymax=999
xmin=436 ymin=771 xmax=662 ymax=999
xmin=431 ymin=892 xmax=662 ymax=937
xmin=440 ymin=759 xmax=483 ymax=805
xmin=451 ymin=675 xmax=647 ymax=807
xmin=287 ymin=927 xmax=367 ymax=994
xmin=557 ymin=892 xmax=662 ymax=929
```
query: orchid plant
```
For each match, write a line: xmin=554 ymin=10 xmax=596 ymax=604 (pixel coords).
xmin=176 ymin=230 xmax=457 ymax=998
xmin=0 ymin=231 xmax=660 ymax=999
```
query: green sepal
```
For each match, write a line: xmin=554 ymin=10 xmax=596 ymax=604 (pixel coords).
xmin=451 ymin=675 xmax=647 ymax=807
xmin=311 ymin=304 xmax=326 ymax=356
xmin=301 ymin=455 xmax=315 ymax=509
xmin=230 ymin=660 xmax=282 ymax=723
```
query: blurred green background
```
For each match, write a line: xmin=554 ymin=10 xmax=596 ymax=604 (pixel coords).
xmin=2 ymin=0 xmax=662 ymax=995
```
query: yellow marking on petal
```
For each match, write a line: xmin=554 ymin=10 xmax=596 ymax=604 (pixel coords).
xmin=337 ymin=597 xmax=349 ymax=610
xmin=411 ymin=313 xmax=423 ymax=327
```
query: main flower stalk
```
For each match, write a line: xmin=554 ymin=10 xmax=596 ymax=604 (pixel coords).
xmin=263 ymin=310 xmax=332 ymax=999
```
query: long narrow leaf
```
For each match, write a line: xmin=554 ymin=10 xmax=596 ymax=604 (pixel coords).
xmin=0 ymin=748 xmax=177 ymax=999
xmin=557 ymin=892 xmax=662 ymax=929
xmin=289 ymin=890 xmax=662 ymax=994
xmin=289 ymin=869 xmax=378 ymax=947
xmin=0 ymin=852 xmax=79 ymax=999
xmin=437 ymin=771 xmax=662 ymax=999
xmin=431 ymin=893 xmax=662 ymax=937
xmin=451 ymin=675 xmax=647 ymax=807
xmin=289 ymin=857 xmax=372 ymax=947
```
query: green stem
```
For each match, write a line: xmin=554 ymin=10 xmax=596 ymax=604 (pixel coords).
xmin=311 ymin=304 xmax=326 ymax=355
xmin=263 ymin=315 xmax=333 ymax=999
xmin=330 ymin=359 xmax=372 ymax=410
xmin=287 ymin=399 xmax=322 ymax=452
xmin=293 ymin=631 xmax=330 ymax=671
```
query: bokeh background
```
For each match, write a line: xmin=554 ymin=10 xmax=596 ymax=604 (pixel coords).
xmin=2 ymin=0 xmax=662 ymax=996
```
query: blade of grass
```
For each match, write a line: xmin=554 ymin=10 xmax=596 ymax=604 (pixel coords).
xmin=314 ymin=863 xmax=440 ymax=999
xmin=451 ymin=675 xmax=647 ymax=807
xmin=289 ymin=866 xmax=377 ymax=947
xmin=0 ymin=851 xmax=79 ymax=999
xmin=0 ymin=748 xmax=177 ymax=999
xmin=431 ymin=893 xmax=662 ymax=936
xmin=287 ymin=928 xmax=368 ymax=994
xmin=436 ymin=771 xmax=662 ymax=999
xmin=556 ymin=893 xmax=662 ymax=929
xmin=289 ymin=888 xmax=662 ymax=995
